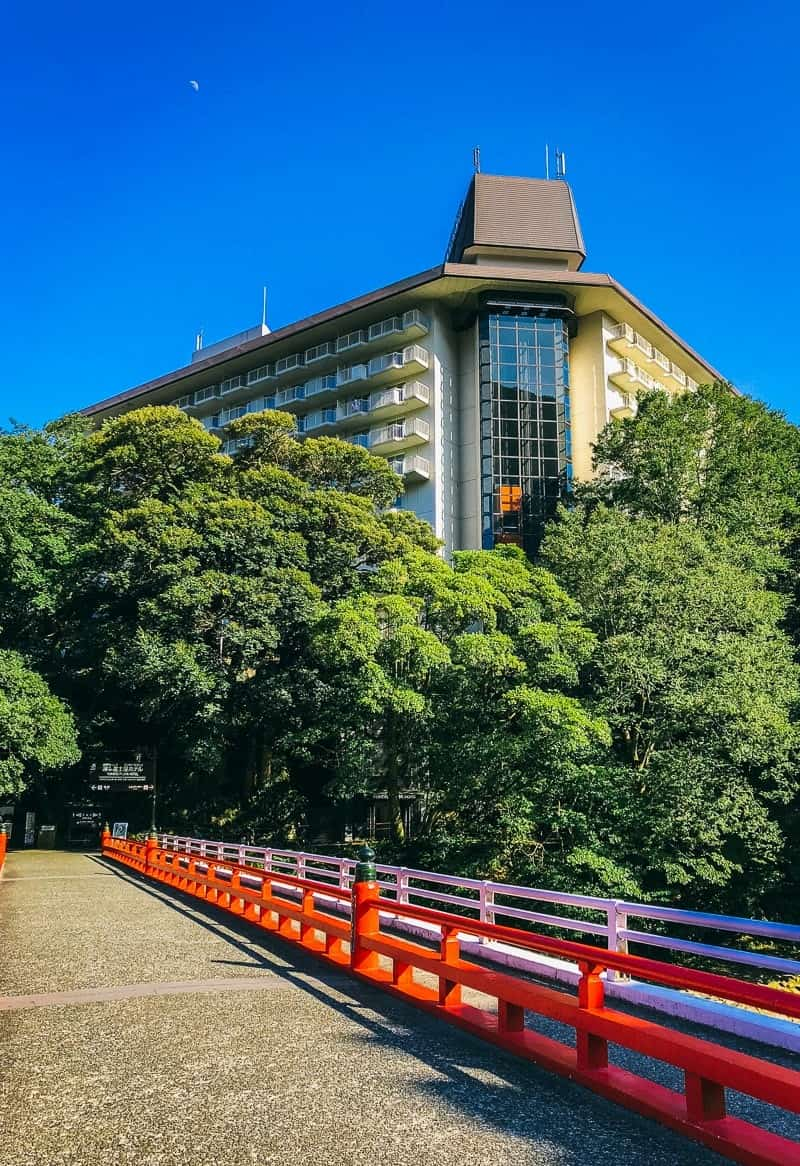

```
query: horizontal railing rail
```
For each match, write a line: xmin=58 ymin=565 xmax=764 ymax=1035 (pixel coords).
xmin=158 ymin=834 xmax=800 ymax=981
xmin=104 ymin=832 xmax=800 ymax=1165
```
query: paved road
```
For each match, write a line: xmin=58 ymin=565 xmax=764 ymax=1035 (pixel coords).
xmin=0 ymin=850 xmax=729 ymax=1166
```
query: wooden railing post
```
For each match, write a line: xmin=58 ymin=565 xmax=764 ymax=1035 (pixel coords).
xmin=351 ymin=845 xmax=380 ymax=974
xmin=100 ymin=822 xmax=111 ymax=856
xmin=685 ymin=1073 xmax=726 ymax=1124
xmin=576 ymin=960 xmax=608 ymax=1071
xmin=438 ymin=924 xmax=462 ymax=1007
xmin=0 ymin=821 xmax=8 ymax=872
xmin=145 ymin=831 xmax=159 ymax=879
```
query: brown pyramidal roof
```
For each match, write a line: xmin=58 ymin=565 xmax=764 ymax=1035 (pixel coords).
xmin=448 ymin=173 xmax=585 ymax=264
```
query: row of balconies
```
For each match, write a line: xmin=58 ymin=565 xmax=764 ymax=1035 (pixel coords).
xmin=179 ymin=345 xmax=430 ymax=414
xmin=299 ymin=382 xmax=429 ymax=433
xmin=174 ymin=309 xmax=430 ymax=409
xmin=200 ymin=380 xmax=430 ymax=435
xmin=298 ymin=416 xmax=430 ymax=454
xmin=608 ymin=323 xmax=698 ymax=392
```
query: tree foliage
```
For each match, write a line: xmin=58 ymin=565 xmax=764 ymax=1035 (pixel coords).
xmin=2 ymin=391 xmax=800 ymax=922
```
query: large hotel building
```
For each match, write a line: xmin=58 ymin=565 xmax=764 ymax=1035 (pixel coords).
xmin=87 ymin=174 xmax=723 ymax=555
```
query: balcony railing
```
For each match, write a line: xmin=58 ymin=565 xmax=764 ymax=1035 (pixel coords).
xmin=608 ymin=323 xmax=697 ymax=394
xmin=220 ymin=375 xmax=246 ymax=396
xmin=304 ymin=408 xmax=338 ymax=432
xmin=274 ymin=353 xmax=304 ymax=375
xmin=369 ymin=381 xmax=430 ymax=415
xmin=336 ymin=398 xmax=370 ymax=422
xmin=609 ymin=357 xmax=662 ymax=394
xmin=336 ymin=363 xmax=369 ymax=387
xmin=275 ymin=385 xmax=306 ymax=407
xmin=609 ymin=392 xmax=636 ymax=421
xmin=304 ymin=340 xmax=336 ymax=364
xmin=192 ymin=384 xmax=221 ymax=406
xmin=247 ymin=364 xmax=273 ymax=387
xmin=370 ymin=418 xmax=430 ymax=453
xmin=336 ymin=329 xmax=367 ymax=354
xmin=388 ymin=454 xmax=431 ymax=481
xmin=305 ymin=374 xmax=338 ymax=399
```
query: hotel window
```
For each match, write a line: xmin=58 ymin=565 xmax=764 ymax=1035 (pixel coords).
xmin=479 ymin=301 xmax=571 ymax=556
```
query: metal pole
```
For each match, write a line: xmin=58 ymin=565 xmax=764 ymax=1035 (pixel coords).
xmin=150 ymin=744 xmax=158 ymax=834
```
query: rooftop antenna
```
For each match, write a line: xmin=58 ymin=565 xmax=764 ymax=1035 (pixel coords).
xmin=544 ymin=144 xmax=550 ymax=180
xmin=194 ymin=328 xmax=203 ymax=353
xmin=261 ymin=286 xmax=268 ymax=329
xmin=473 ymin=145 xmax=481 ymax=173
xmin=555 ymin=148 xmax=567 ymax=180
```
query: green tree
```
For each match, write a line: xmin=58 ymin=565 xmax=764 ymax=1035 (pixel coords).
xmin=0 ymin=650 xmax=79 ymax=798
xmin=542 ymin=502 xmax=800 ymax=911
xmin=587 ymin=383 xmax=800 ymax=574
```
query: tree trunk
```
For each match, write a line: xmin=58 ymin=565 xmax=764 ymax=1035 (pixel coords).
xmin=385 ymin=718 xmax=406 ymax=846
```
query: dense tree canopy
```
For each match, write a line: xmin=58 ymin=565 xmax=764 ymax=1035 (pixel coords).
xmin=2 ymin=387 xmax=800 ymax=921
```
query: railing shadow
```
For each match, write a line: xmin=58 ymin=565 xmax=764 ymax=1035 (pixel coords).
xmin=87 ymin=854 xmax=721 ymax=1166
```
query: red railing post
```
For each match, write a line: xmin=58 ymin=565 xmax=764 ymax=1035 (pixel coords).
xmin=497 ymin=1000 xmax=525 ymax=1034
xmin=685 ymin=1073 xmax=726 ymax=1123
xmin=0 ymin=821 xmax=8 ymax=872
xmin=145 ymin=832 xmax=159 ymax=879
xmin=100 ymin=823 xmax=111 ymax=856
xmin=576 ymin=960 xmax=608 ymax=1071
xmin=229 ymin=869 xmax=243 ymax=914
xmin=439 ymin=924 xmax=462 ymax=1007
xmin=259 ymin=875 xmax=275 ymax=928
xmin=300 ymin=887 xmax=316 ymax=945
xmin=351 ymin=845 xmax=380 ymax=974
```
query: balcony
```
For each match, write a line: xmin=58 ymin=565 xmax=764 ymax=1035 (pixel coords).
xmin=304 ymin=408 xmax=338 ymax=433
xmin=304 ymin=374 xmax=338 ymax=401
xmin=336 ymin=398 xmax=371 ymax=426
xmin=172 ymin=394 xmax=193 ymax=410
xmin=369 ymin=381 xmax=430 ymax=419
xmin=608 ymin=357 xmax=661 ymax=394
xmin=608 ymin=392 xmax=636 ymax=421
xmin=275 ymin=385 xmax=306 ymax=407
xmin=369 ymin=418 xmax=430 ymax=455
xmin=219 ymin=403 xmax=249 ymax=426
xmin=220 ymin=375 xmax=246 ymax=396
xmin=247 ymin=364 xmax=273 ymax=387
xmin=274 ymin=353 xmax=304 ymax=376
xmin=388 ymin=454 xmax=431 ymax=482
xmin=304 ymin=340 xmax=336 ymax=364
xmin=336 ymin=329 xmax=368 ymax=354
xmin=336 ymin=363 xmax=369 ymax=388
xmin=196 ymin=384 xmax=221 ymax=404
xmin=366 ymin=345 xmax=430 ymax=387
xmin=346 ymin=432 xmax=370 ymax=449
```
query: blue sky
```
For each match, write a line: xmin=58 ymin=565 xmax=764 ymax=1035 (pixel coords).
xmin=2 ymin=0 xmax=798 ymax=427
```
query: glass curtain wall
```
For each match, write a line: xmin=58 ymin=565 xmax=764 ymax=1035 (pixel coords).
xmin=479 ymin=303 xmax=571 ymax=555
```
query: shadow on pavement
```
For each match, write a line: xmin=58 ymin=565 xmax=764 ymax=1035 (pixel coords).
xmin=87 ymin=854 xmax=722 ymax=1166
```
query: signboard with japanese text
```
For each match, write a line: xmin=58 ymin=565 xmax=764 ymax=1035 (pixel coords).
xmin=89 ymin=751 xmax=154 ymax=793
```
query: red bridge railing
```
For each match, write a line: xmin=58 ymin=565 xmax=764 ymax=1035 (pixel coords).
xmin=102 ymin=830 xmax=800 ymax=1166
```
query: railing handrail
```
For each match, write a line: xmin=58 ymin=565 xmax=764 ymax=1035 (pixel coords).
xmin=157 ymin=834 xmax=800 ymax=977
xmin=367 ymin=892 xmax=800 ymax=1023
